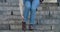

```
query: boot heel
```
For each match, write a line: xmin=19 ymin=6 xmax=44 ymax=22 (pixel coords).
xmin=29 ymin=24 xmax=34 ymax=31
xmin=22 ymin=22 xmax=26 ymax=31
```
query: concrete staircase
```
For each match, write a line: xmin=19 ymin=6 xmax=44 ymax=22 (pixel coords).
xmin=0 ymin=0 xmax=60 ymax=32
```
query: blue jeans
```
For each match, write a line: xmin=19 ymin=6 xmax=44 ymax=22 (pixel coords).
xmin=23 ymin=0 xmax=40 ymax=24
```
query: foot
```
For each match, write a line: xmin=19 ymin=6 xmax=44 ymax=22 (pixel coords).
xmin=29 ymin=24 xmax=34 ymax=31
xmin=22 ymin=22 xmax=26 ymax=31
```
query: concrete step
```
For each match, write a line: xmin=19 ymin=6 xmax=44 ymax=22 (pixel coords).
xmin=0 ymin=3 xmax=19 ymax=7
xmin=2 ymin=10 xmax=60 ymax=17
xmin=38 ymin=6 xmax=60 ymax=11
xmin=0 ymin=24 xmax=9 ymax=30
xmin=0 ymin=24 xmax=55 ymax=31
xmin=0 ymin=24 xmax=51 ymax=31
xmin=2 ymin=10 xmax=60 ymax=16
xmin=0 ymin=30 xmax=54 ymax=32
xmin=37 ymin=10 xmax=60 ymax=18
xmin=0 ymin=15 xmax=21 ymax=20
xmin=38 ymin=19 xmax=60 ymax=25
xmin=38 ymin=6 xmax=58 ymax=11
xmin=0 ymin=6 xmax=58 ymax=11
xmin=7 ymin=0 xmax=19 ymax=3
xmin=0 ymin=18 xmax=59 ymax=25
xmin=0 ymin=21 xmax=22 ymax=24
xmin=0 ymin=7 xmax=19 ymax=11
xmin=3 ymin=11 xmax=20 ymax=15
xmin=0 ymin=15 xmax=59 ymax=25
xmin=0 ymin=24 xmax=57 ymax=32
xmin=0 ymin=5 xmax=59 ymax=11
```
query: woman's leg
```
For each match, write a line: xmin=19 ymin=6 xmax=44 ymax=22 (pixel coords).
xmin=29 ymin=0 xmax=40 ymax=30
xmin=23 ymin=1 xmax=31 ymax=23
xmin=30 ymin=0 xmax=40 ymax=25
xmin=22 ymin=0 xmax=31 ymax=30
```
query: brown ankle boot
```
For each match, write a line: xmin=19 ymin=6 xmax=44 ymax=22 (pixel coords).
xmin=29 ymin=24 xmax=34 ymax=31
xmin=22 ymin=22 xmax=26 ymax=31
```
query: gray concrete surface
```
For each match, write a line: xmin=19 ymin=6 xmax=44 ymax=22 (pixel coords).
xmin=0 ymin=0 xmax=59 ymax=32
